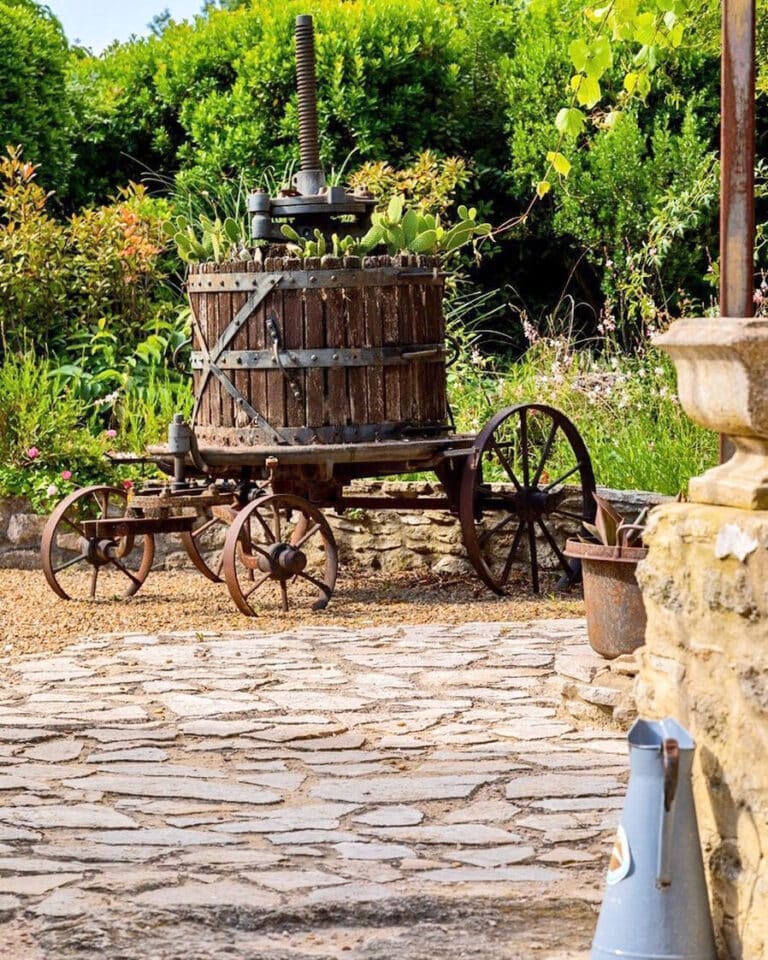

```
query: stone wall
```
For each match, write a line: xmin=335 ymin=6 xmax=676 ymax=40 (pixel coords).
xmin=1 ymin=484 xmax=665 ymax=576
xmin=636 ymin=502 xmax=768 ymax=960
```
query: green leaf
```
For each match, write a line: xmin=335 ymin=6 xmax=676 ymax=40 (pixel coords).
xmin=280 ymin=224 xmax=302 ymax=243
xmin=410 ymin=229 xmax=437 ymax=254
xmin=546 ymin=151 xmax=572 ymax=177
xmin=633 ymin=11 xmax=657 ymax=45
xmin=536 ymin=180 xmax=551 ymax=198
xmin=587 ymin=36 xmax=612 ymax=78
xmin=387 ymin=194 xmax=404 ymax=223
xmin=401 ymin=208 xmax=419 ymax=245
xmin=555 ymin=107 xmax=585 ymax=138
xmin=572 ymin=74 xmax=601 ymax=108
xmin=568 ymin=38 xmax=589 ymax=73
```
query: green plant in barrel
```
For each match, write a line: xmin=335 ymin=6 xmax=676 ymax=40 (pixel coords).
xmin=280 ymin=196 xmax=491 ymax=260
xmin=166 ymin=214 xmax=248 ymax=263
xmin=360 ymin=196 xmax=491 ymax=256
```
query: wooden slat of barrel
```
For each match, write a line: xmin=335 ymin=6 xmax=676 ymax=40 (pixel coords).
xmin=201 ymin=264 xmax=214 ymax=428
xmin=230 ymin=260 xmax=248 ymax=428
xmin=344 ymin=256 xmax=367 ymax=425
xmin=396 ymin=255 xmax=414 ymax=422
xmin=283 ymin=256 xmax=305 ymax=427
xmin=323 ymin=256 xmax=347 ymax=428
xmin=303 ymin=257 xmax=325 ymax=430
xmin=264 ymin=255 xmax=286 ymax=432
xmin=380 ymin=255 xmax=401 ymax=423
xmin=363 ymin=256 xmax=385 ymax=425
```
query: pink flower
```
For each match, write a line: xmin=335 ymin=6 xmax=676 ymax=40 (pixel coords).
xmin=122 ymin=479 xmax=134 ymax=490
xmin=60 ymin=470 xmax=72 ymax=480
xmin=27 ymin=447 xmax=40 ymax=459
xmin=105 ymin=429 xmax=117 ymax=438
xmin=47 ymin=484 xmax=58 ymax=498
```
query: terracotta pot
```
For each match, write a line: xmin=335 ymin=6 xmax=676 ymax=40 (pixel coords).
xmin=564 ymin=539 xmax=648 ymax=659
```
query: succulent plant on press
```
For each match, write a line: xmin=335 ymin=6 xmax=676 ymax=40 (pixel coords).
xmin=166 ymin=214 xmax=248 ymax=264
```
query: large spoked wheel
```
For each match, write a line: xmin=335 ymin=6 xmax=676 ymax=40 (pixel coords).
xmin=460 ymin=404 xmax=596 ymax=594
xmin=41 ymin=485 xmax=154 ymax=601
xmin=222 ymin=493 xmax=338 ymax=617
xmin=180 ymin=502 xmax=236 ymax=583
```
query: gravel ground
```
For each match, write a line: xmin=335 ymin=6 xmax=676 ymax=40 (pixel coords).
xmin=0 ymin=567 xmax=584 ymax=657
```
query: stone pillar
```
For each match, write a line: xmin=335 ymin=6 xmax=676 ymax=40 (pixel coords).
xmin=635 ymin=503 xmax=768 ymax=959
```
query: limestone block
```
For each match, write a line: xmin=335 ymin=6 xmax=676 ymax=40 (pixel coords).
xmin=0 ymin=498 xmax=30 ymax=540
xmin=6 ymin=513 xmax=46 ymax=546
xmin=431 ymin=556 xmax=473 ymax=576
xmin=637 ymin=501 xmax=768 ymax=960
xmin=0 ymin=549 xmax=41 ymax=570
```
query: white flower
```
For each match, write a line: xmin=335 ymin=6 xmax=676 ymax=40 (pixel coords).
xmin=47 ymin=484 xmax=58 ymax=498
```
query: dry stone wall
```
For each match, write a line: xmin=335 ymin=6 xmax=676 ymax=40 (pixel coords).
xmin=1 ymin=484 xmax=664 ymax=576
xmin=636 ymin=502 xmax=768 ymax=960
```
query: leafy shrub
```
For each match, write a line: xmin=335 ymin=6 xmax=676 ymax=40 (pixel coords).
xmin=0 ymin=1 xmax=73 ymax=194
xmin=66 ymin=0 xmax=516 ymax=205
xmin=0 ymin=353 xmax=119 ymax=511
xmin=0 ymin=147 xmax=175 ymax=361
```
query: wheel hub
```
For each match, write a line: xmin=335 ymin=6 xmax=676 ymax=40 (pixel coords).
xmin=258 ymin=542 xmax=308 ymax=579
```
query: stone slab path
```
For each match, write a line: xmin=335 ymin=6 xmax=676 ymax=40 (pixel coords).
xmin=0 ymin=620 xmax=627 ymax=959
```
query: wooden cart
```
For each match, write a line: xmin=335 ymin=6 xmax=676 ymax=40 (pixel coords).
xmin=41 ymin=255 xmax=596 ymax=615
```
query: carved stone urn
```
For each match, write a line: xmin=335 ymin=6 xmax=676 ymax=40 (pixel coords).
xmin=655 ymin=316 xmax=768 ymax=509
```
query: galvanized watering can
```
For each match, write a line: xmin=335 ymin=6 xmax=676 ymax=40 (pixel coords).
xmin=591 ymin=717 xmax=717 ymax=960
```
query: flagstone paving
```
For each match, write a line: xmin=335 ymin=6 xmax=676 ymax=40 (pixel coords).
xmin=0 ymin=619 xmax=628 ymax=959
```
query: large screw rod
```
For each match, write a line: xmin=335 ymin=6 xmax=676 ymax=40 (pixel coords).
xmin=295 ymin=15 xmax=321 ymax=173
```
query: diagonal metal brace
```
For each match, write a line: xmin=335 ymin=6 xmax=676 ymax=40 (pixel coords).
xmin=190 ymin=274 xmax=281 ymax=438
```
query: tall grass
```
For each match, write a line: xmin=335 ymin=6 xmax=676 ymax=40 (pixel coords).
xmin=114 ymin=370 xmax=194 ymax=451
xmin=448 ymin=335 xmax=718 ymax=496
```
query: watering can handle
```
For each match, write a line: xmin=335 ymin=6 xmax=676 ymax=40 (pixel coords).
xmin=663 ymin=738 xmax=680 ymax=812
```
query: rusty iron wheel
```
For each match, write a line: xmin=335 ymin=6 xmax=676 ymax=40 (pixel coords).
xmin=180 ymin=502 xmax=238 ymax=583
xmin=41 ymin=485 xmax=154 ymax=601
xmin=459 ymin=404 xmax=596 ymax=595
xmin=222 ymin=493 xmax=337 ymax=617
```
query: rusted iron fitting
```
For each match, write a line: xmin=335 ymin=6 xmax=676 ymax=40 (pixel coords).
xmin=294 ymin=14 xmax=324 ymax=196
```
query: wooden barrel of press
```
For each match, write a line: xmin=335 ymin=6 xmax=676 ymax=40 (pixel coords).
xmin=187 ymin=254 xmax=449 ymax=446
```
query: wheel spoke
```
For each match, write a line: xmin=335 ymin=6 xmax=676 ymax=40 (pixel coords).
xmin=53 ymin=552 xmax=89 ymax=574
xmin=215 ymin=553 xmax=225 ymax=578
xmin=479 ymin=511 xmax=518 ymax=547
xmin=531 ymin=420 xmax=559 ymax=488
xmin=550 ymin=507 xmax=590 ymax=523
xmin=527 ymin=520 xmax=539 ymax=593
xmin=89 ymin=565 xmax=99 ymax=598
xmin=297 ymin=570 xmax=332 ymax=598
xmin=272 ymin=503 xmax=282 ymax=542
xmin=499 ymin=519 xmax=526 ymax=585
xmin=293 ymin=522 xmax=321 ymax=549
xmin=543 ymin=461 xmax=584 ymax=492
xmin=251 ymin=507 xmax=276 ymax=543
xmin=279 ymin=580 xmax=289 ymax=612
xmin=192 ymin=516 xmax=219 ymax=540
xmin=244 ymin=571 xmax=272 ymax=599
xmin=488 ymin=438 xmax=522 ymax=491
xmin=109 ymin=556 xmax=142 ymax=589
xmin=520 ymin=407 xmax=531 ymax=488
xmin=62 ymin=515 xmax=87 ymax=538
xmin=536 ymin=517 xmax=574 ymax=577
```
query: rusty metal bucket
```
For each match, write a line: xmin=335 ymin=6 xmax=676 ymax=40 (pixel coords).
xmin=564 ymin=539 xmax=648 ymax=659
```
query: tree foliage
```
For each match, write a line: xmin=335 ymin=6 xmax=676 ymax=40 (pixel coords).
xmin=0 ymin=0 xmax=73 ymax=194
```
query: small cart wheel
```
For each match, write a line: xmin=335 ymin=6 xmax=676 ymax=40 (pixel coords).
xmin=222 ymin=493 xmax=338 ymax=617
xmin=460 ymin=404 xmax=596 ymax=594
xmin=180 ymin=502 xmax=237 ymax=583
xmin=41 ymin=485 xmax=154 ymax=601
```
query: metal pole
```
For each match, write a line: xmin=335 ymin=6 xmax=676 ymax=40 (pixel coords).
xmin=719 ymin=0 xmax=755 ymax=462
xmin=720 ymin=0 xmax=755 ymax=318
